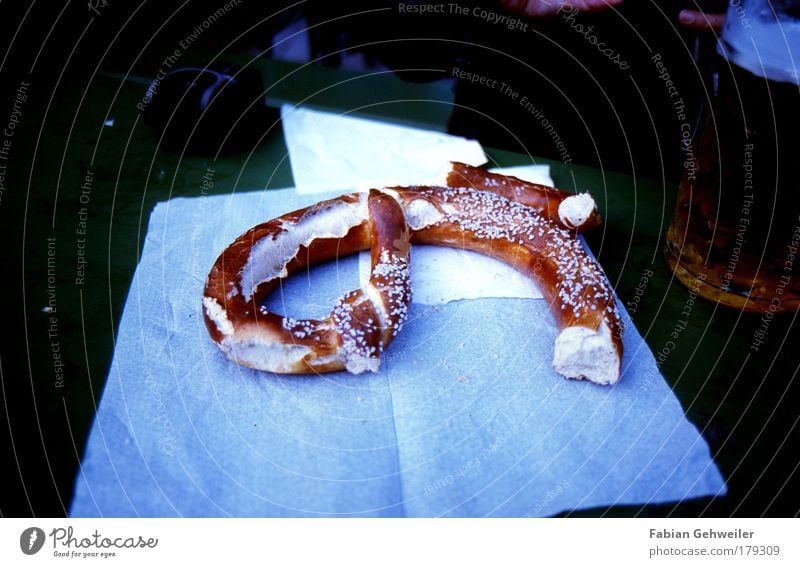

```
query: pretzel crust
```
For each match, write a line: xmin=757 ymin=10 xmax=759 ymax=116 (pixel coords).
xmin=446 ymin=162 xmax=602 ymax=233
xmin=203 ymin=190 xmax=411 ymax=374
xmin=203 ymin=186 xmax=623 ymax=384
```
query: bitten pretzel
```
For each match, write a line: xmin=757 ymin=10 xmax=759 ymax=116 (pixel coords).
xmin=203 ymin=190 xmax=412 ymax=374
xmin=446 ymin=162 xmax=602 ymax=233
xmin=204 ymin=185 xmax=624 ymax=384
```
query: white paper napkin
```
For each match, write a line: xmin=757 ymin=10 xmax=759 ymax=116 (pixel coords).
xmin=488 ymin=165 xmax=555 ymax=186
xmin=70 ymin=189 xmax=727 ymax=517
xmin=281 ymin=105 xmax=488 ymax=194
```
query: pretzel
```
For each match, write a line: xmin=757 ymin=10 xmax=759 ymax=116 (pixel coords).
xmin=389 ymin=185 xmax=622 ymax=385
xmin=203 ymin=190 xmax=411 ymax=374
xmin=203 ymin=186 xmax=623 ymax=384
xmin=446 ymin=161 xmax=602 ymax=233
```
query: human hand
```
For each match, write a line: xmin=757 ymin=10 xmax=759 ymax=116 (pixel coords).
xmin=500 ymin=0 xmax=625 ymax=18
xmin=678 ymin=9 xmax=725 ymax=31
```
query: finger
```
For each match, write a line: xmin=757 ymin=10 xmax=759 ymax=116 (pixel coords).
xmin=679 ymin=10 xmax=726 ymax=31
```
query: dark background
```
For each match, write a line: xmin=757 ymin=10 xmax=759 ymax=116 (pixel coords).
xmin=1 ymin=0 xmax=798 ymax=517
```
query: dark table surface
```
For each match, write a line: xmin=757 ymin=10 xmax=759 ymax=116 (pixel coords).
xmin=1 ymin=45 xmax=798 ymax=517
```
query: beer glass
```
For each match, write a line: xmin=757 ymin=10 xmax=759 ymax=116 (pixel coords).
xmin=664 ymin=0 xmax=800 ymax=312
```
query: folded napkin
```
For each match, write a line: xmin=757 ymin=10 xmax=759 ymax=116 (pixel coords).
xmin=281 ymin=105 xmax=488 ymax=194
xmin=70 ymin=187 xmax=726 ymax=517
